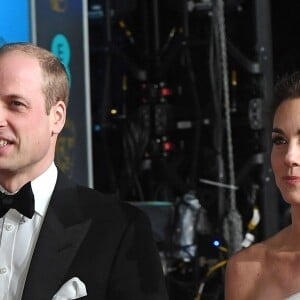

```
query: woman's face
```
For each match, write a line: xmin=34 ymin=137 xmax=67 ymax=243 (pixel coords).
xmin=271 ymin=98 xmax=300 ymax=204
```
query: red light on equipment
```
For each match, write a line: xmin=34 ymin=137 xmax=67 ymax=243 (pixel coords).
xmin=163 ymin=141 xmax=173 ymax=152
xmin=161 ymin=87 xmax=172 ymax=96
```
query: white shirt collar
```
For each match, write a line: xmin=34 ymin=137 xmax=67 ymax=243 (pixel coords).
xmin=31 ymin=162 xmax=57 ymax=217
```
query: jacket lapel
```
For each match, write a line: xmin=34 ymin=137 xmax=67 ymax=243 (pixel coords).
xmin=22 ymin=172 xmax=91 ymax=300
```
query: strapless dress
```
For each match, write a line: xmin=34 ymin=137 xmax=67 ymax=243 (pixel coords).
xmin=285 ymin=292 xmax=300 ymax=300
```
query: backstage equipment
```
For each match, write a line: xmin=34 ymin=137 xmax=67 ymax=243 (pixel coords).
xmin=89 ymin=0 xmax=276 ymax=298
xmin=211 ymin=0 xmax=243 ymax=255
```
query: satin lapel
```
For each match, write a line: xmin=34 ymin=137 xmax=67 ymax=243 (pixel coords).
xmin=22 ymin=173 xmax=91 ymax=300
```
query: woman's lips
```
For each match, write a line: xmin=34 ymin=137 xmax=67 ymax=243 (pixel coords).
xmin=282 ymin=176 xmax=300 ymax=183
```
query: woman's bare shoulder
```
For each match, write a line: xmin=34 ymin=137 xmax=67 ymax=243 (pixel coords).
xmin=224 ymin=244 xmax=265 ymax=299
xmin=225 ymin=227 xmax=295 ymax=299
xmin=226 ymin=242 xmax=266 ymax=273
xmin=224 ymin=238 xmax=279 ymax=300
xmin=227 ymin=226 xmax=290 ymax=268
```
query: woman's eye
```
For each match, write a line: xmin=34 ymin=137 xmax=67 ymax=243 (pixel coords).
xmin=272 ymin=136 xmax=286 ymax=145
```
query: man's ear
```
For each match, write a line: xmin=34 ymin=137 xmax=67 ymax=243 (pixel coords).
xmin=51 ymin=100 xmax=66 ymax=135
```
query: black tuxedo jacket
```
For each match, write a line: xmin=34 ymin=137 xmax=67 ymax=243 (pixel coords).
xmin=21 ymin=171 xmax=169 ymax=300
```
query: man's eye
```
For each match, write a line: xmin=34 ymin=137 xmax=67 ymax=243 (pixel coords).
xmin=11 ymin=101 xmax=24 ymax=107
xmin=272 ymin=136 xmax=286 ymax=145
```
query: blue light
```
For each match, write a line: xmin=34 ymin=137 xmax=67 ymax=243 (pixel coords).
xmin=0 ymin=1 xmax=31 ymax=42
xmin=94 ymin=124 xmax=102 ymax=132
xmin=213 ymin=240 xmax=220 ymax=247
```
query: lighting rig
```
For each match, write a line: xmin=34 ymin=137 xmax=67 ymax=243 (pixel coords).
xmin=88 ymin=0 xmax=277 ymax=299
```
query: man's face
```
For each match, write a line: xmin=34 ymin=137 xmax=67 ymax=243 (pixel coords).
xmin=0 ymin=51 xmax=65 ymax=185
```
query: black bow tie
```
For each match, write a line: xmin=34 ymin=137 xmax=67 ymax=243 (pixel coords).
xmin=0 ymin=182 xmax=35 ymax=218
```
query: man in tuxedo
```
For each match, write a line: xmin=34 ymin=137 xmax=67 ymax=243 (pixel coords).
xmin=0 ymin=42 xmax=169 ymax=300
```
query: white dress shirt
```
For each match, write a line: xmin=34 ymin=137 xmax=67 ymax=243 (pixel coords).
xmin=0 ymin=163 xmax=58 ymax=300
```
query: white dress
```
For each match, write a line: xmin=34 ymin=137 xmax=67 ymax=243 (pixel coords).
xmin=285 ymin=292 xmax=300 ymax=300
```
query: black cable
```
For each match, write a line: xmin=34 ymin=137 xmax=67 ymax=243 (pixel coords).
xmin=181 ymin=0 xmax=202 ymax=190
xmin=209 ymin=0 xmax=226 ymax=221
xmin=101 ymin=0 xmax=112 ymax=123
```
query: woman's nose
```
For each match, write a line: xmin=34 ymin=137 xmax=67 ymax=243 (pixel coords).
xmin=284 ymin=144 xmax=300 ymax=167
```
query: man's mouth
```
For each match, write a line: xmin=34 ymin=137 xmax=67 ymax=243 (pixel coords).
xmin=0 ymin=140 xmax=8 ymax=147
